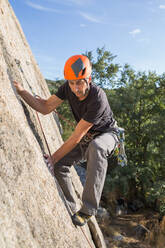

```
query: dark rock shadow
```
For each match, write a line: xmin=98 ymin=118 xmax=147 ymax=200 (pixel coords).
xmin=20 ymin=100 xmax=45 ymax=154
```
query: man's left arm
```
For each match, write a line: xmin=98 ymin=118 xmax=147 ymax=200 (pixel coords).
xmin=51 ymin=119 xmax=93 ymax=164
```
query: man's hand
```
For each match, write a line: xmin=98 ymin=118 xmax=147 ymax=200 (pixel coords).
xmin=13 ymin=81 xmax=24 ymax=94
xmin=51 ymin=119 xmax=93 ymax=162
xmin=44 ymin=154 xmax=55 ymax=176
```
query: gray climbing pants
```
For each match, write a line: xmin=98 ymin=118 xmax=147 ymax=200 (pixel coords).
xmin=54 ymin=132 xmax=118 ymax=216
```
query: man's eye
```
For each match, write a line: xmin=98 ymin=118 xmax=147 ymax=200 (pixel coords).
xmin=77 ymin=80 xmax=84 ymax=85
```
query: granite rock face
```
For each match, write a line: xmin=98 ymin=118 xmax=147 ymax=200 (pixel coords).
xmin=0 ymin=1 xmax=106 ymax=247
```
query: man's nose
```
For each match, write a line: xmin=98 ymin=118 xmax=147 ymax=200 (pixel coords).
xmin=74 ymin=84 xmax=79 ymax=91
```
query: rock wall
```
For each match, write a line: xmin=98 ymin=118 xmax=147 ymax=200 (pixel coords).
xmin=0 ymin=1 xmax=106 ymax=247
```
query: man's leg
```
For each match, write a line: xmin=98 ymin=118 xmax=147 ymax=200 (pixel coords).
xmin=54 ymin=144 xmax=82 ymax=213
xmin=80 ymin=132 xmax=117 ymax=216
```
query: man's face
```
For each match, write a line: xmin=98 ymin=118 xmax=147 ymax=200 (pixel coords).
xmin=68 ymin=78 xmax=90 ymax=100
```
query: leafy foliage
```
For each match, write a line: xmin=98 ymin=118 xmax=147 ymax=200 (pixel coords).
xmin=84 ymin=46 xmax=120 ymax=88
xmin=105 ymin=64 xmax=165 ymax=211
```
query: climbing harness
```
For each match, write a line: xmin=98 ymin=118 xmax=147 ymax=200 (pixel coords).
xmin=13 ymin=59 xmax=94 ymax=248
xmin=80 ymin=131 xmax=101 ymax=145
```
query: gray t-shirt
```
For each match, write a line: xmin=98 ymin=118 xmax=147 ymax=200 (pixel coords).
xmin=55 ymin=81 xmax=116 ymax=133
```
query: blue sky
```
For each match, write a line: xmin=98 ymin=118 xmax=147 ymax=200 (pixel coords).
xmin=9 ymin=0 xmax=165 ymax=80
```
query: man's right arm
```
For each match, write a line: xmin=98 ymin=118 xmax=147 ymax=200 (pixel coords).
xmin=13 ymin=81 xmax=63 ymax=115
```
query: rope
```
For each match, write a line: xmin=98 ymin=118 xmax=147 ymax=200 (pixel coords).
xmin=36 ymin=108 xmax=94 ymax=248
xmin=35 ymin=108 xmax=94 ymax=248
xmin=35 ymin=108 xmax=51 ymax=157
xmin=14 ymin=59 xmax=94 ymax=248
xmin=15 ymin=59 xmax=52 ymax=156
xmin=35 ymin=104 xmax=94 ymax=248
xmin=80 ymin=227 xmax=94 ymax=248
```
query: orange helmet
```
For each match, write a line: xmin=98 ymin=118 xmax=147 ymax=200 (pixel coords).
xmin=64 ymin=55 xmax=92 ymax=80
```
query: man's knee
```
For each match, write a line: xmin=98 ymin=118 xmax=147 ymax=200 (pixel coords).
xmin=87 ymin=134 xmax=116 ymax=158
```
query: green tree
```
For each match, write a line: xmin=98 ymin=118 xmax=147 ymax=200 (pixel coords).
xmin=105 ymin=64 xmax=165 ymax=211
xmin=84 ymin=46 xmax=120 ymax=88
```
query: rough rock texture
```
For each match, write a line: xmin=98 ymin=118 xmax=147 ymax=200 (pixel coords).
xmin=0 ymin=1 xmax=106 ymax=247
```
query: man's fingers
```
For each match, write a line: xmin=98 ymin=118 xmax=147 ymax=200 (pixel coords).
xmin=43 ymin=154 xmax=55 ymax=176
xmin=43 ymin=154 xmax=49 ymax=159
xmin=43 ymin=154 xmax=52 ymax=168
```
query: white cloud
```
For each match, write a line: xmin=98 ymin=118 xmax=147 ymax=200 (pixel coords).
xmin=159 ymin=5 xmax=165 ymax=9
xmin=80 ymin=24 xmax=87 ymax=28
xmin=137 ymin=38 xmax=150 ymax=44
xmin=80 ymin=23 xmax=87 ymax=28
xmin=26 ymin=1 xmax=62 ymax=13
xmin=79 ymin=12 xmax=102 ymax=23
xmin=129 ymin=28 xmax=141 ymax=36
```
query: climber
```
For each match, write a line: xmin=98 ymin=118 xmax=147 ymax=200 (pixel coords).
xmin=13 ymin=54 xmax=119 ymax=226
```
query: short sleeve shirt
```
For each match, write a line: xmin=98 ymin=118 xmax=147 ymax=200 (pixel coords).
xmin=55 ymin=81 xmax=116 ymax=133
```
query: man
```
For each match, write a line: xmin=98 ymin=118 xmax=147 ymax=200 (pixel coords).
xmin=14 ymin=54 xmax=118 ymax=226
